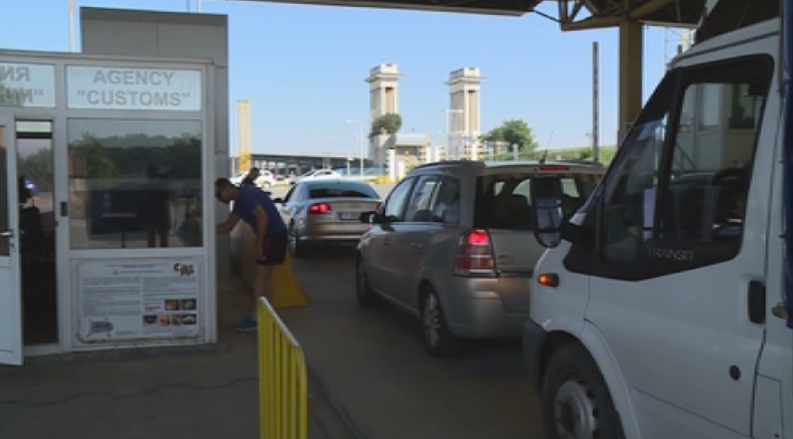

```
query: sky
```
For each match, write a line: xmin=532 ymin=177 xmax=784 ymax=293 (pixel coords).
xmin=1 ymin=0 xmax=676 ymax=155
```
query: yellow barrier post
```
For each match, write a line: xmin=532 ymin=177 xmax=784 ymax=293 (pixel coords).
xmin=258 ymin=297 xmax=308 ymax=439
xmin=272 ymin=250 xmax=310 ymax=309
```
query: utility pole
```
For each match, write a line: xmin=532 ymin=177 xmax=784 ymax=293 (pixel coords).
xmin=347 ymin=120 xmax=367 ymax=178
xmin=592 ymin=41 xmax=600 ymax=163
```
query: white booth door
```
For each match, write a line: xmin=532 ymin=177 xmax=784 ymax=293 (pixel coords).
xmin=0 ymin=115 xmax=22 ymax=365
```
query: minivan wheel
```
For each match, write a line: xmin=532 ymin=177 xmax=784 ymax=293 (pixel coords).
xmin=356 ymin=257 xmax=377 ymax=307
xmin=421 ymin=289 xmax=463 ymax=357
xmin=541 ymin=343 xmax=626 ymax=439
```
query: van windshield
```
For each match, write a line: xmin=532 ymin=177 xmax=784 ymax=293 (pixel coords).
xmin=475 ymin=173 xmax=599 ymax=230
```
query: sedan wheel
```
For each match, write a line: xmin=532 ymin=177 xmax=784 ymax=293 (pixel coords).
xmin=288 ymin=225 xmax=305 ymax=258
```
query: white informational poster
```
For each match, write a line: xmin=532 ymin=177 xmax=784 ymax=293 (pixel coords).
xmin=76 ymin=258 xmax=203 ymax=343
xmin=0 ymin=62 xmax=56 ymax=107
xmin=66 ymin=66 xmax=202 ymax=111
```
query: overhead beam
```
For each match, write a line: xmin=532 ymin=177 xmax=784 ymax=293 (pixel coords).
xmin=561 ymin=15 xmax=624 ymax=30
xmin=629 ymin=0 xmax=677 ymax=19
xmin=237 ymin=0 xmax=530 ymax=15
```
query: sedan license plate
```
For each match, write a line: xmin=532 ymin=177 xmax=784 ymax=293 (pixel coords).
xmin=338 ymin=212 xmax=358 ymax=221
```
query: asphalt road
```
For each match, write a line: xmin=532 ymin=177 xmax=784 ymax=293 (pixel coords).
xmin=279 ymin=247 xmax=545 ymax=439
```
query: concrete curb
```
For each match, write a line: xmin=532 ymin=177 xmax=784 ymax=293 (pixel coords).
xmin=7 ymin=341 xmax=229 ymax=369
xmin=307 ymin=362 xmax=371 ymax=439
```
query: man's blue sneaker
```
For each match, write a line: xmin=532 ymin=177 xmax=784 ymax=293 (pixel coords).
xmin=235 ymin=316 xmax=258 ymax=332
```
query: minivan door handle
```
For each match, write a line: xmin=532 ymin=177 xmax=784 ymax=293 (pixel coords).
xmin=748 ymin=280 xmax=766 ymax=324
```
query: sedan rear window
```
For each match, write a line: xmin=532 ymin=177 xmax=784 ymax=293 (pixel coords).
xmin=308 ymin=183 xmax=379 ymax=199
xmin=475 ymin=173 xmax=599 ymax=230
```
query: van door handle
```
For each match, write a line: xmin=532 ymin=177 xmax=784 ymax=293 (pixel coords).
xmin=748 ymin=280 xmax=766 ymax=324
xmin=0 ymin=230 xmax=13 ymax=238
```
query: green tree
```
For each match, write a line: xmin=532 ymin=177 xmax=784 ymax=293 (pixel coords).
xmin=481 ymin=119 xmax=539 ymax=153
xmin=370 ymin=114 xmax=403 ymax=138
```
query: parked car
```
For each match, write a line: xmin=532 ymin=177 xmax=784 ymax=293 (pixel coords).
xmin=356 ymin=160 xmax=604 ymax=356
xmin=230 ymin=170 xmax=276 ymax=189
xmin=275 ymin=180 xmax=381 ymax=257
xmin=290 ymin=169 xmax=341 ymax=185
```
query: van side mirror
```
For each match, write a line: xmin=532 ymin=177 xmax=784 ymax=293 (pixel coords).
xmin=272 ymin=197 xmax=284 ymax=204
xmin=529 ymin=177 xmax=564 ymax=248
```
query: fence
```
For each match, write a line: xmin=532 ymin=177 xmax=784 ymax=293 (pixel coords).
xmin=258 ymin=297 xmax=308 ymax=439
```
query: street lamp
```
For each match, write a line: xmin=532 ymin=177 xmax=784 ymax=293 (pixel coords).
xmin=347 ymin=120 xmax=367 ymax=178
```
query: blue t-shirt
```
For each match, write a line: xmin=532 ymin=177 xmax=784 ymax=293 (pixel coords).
xmin=232 ymin=185 xmax=286 ymax=235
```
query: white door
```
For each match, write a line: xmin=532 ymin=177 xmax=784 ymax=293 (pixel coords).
xmin=582 ymin=55 xmax=773 ymax=438
xmin=0 ymin=115 xmax=22 ymax=365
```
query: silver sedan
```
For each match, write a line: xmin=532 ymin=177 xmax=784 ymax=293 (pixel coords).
xmin=274 ymin=180 xmax=381 ymax=257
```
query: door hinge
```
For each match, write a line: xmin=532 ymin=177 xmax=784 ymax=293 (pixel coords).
xmin=772 ymin=301 xmax=788 ymax=320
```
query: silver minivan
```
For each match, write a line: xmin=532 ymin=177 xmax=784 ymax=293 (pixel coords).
xmin=356 ymin=160 xmax=604 ymax=356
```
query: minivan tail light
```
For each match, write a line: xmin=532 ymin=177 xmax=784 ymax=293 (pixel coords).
xmin=455 ymin=229 xmax=497 ymax=277
xmin=308 ymin=203 xmax=332 ymax=214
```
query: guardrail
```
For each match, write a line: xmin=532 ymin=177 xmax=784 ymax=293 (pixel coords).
xmin=258 ymin=297 xmax=308 ymax=439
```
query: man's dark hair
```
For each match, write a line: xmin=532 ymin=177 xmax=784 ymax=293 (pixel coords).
xmin=249 ymin=167 xmax=260 ymax=173
xmin=215 ymin=178 xmax=234 ymax=188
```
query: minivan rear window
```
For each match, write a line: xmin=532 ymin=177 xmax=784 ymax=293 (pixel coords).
xmin=475 ymin=173 xmax=599 ymax=230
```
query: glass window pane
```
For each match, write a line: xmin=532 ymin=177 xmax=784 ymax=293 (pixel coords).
xmin=405 ymin=176 xmax=439 ymax=222
xmin=0 ymin=125 xmax=8 ymax=256
xmin=699 ymin=84 xmax=722 ymax=129
xmin=659 ymin=61 xmax=770 ymax=246
xmin=384 ymin=179 xmax=414 ymax=222
xmin=68 ymin=119 xmax=203 ymax=249
xmin=431 ymin=178 xmax=460 ymax=224
xmin=476 ymin=173 xmax=598 ymax=231
xmin=601 ymin=76 xmax=674 ymax=262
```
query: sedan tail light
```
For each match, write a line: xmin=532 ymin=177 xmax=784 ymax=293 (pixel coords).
xmin=455 ymin=229 xmax=497 ymax=277
xmin=308 ymin=203 xmax=333 ymax=214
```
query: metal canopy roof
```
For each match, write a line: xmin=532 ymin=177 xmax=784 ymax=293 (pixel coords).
xmin=240 ymin=0 xmax=706 ymax=29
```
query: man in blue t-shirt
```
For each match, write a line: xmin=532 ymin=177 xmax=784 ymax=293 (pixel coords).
xmin=215 ymin=178 xmax=287 ymax=332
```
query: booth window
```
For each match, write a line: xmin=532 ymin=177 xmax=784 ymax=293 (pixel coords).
xmin=68 ymin=119 xmax=203 ymax=249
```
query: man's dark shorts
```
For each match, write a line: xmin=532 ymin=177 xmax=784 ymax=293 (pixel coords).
xmin=257 ymin=232 xmax=287 ymax=266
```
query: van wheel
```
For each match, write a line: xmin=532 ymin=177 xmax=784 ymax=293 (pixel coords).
xmin=356 ymin=257 xmax=377 ymax=307
xmin=542 ymin=343 xmax=625 ymax=439
xmin=421 ymin=288 xmax=463 ymax=357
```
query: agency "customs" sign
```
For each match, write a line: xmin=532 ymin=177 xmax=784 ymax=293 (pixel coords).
xmin=67 ymin=66 xmax=202 ymax=111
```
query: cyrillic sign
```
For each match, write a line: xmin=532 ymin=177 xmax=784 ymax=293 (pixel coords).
xmin=67 ymin=66 xmax=202 ymax=111
xmin=0 ymin=62 xmax=56 ymax=108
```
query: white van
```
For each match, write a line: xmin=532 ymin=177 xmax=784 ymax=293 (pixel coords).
xmin=522 ymin=1 xmax=793 ymax=438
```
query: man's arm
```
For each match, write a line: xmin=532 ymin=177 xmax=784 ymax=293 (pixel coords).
xmin=252 ymin=205 xmax=269 ymax=258
xmin=216 ymin=213 xmax=241 ymax=235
